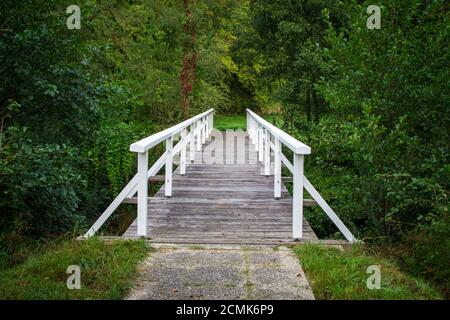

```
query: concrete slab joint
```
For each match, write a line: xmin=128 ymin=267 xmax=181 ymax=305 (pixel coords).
xmin=126 ymin=245 xmax=315 ymax=300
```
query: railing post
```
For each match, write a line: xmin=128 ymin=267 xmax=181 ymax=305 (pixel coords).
xmin=250 ymin=118 xmax=254 ymax=142
xmin=208 ymin=113 xmax=212 ymax=135
xmin=246 ymin=112 xmax=249 ymax=133
xmin=196 ymin=120 xmax=202 ymax=151
xmin=258 ymin=127 xmax=264 ymax=163
xmin=180 ymin=129 xmax=187 ymax=175
xmin=210 ymin=112 xmax=214 ymax=134
xmin=165 ymin=136 xmax=173 ymax=197
xmin=255 ymin=124 xmax=259 ymax=152
xmin=252 ymin=119 xmax=255 ymax=141
xmin=208 ymin=112 xmax=213 ymax=136
xmin=292 ymin=153 xmax=304 ymax=239
xmin=202 ymin=117 xmax=206 ymax=144
xmin=264 ymin=129 xmax=271 ymax=176
xmin=137 ymin=151 xmax=148 ymax=236
xmin=189 ymin=124 xmax=195 ymax=162
xmin=274 ymin=138 xmax=281 ymax=198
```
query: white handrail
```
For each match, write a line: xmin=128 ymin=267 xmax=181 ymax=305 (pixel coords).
xmin=246 ymin=109 xmax=356 ymax=243
xmin=84 ymin=109 xmax=214 ymax=238
xmin=130 ymin=109 xmax=214 ymax=153
xmin=246 ymin=109 xmax=311 ymax=154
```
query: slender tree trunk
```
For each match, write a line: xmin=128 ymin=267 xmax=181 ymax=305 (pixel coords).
xmin=180 ymin=0 xmax=197 ymax=119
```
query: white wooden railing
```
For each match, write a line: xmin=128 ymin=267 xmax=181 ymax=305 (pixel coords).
xmin=246 ymin=109 xmax=357 ymax=243
xmin=84 ymin=109 xmax=214 ymax=238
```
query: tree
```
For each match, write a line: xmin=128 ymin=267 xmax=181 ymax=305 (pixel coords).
xmin=180 ymin=0 xmax=197 ymax=119
xmin=249 ymin=0 xmax=347 ymax=123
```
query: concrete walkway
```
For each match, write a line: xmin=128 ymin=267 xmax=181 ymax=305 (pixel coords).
xmin=126 ymin=244 xmax=315 ymax=300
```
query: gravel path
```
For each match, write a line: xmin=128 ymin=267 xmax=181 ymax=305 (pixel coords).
xmin=126 ymin=244 xmax=315 ymax=300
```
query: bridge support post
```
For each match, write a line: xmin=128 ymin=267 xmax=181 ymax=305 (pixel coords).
xmin=258 ymin=128 xmax=264 ymax=162
xmin=209 ymin=114 xmax=212 ymax=135
xmin=248 ymin=118 xmax=252 ymax=142
xmin=180 ymin=129 xmax=187 ymax=175
xmin=246 ymin=113 xmax=249 ymax=134
xmin=202 ymin=118 xmax=206 ymax=144
xmin=254 ymin=124 xmax=259 ymax=152
xmin=189 ymin=124 xmax=195 ymax=162
xmin=210 ymin=112 xmax=214 ymax=134
xmin=264 ymin=129 xmax=271 ymax=176
xmin=292 ymin=154 xmax=304 ymax=239
xmin=274 ymin=138 xmax=281 ymax=198
xmin=252 ymin=120 xmax=256 ymax=143
xmin=196 ymin=121 xmax=202 ymax=151
xmin=137 ymin=151 xmax=148 ymax=236
xmin=165 ymin=136 xmax=173 ymax=197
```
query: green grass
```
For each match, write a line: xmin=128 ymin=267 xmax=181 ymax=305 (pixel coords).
xmin=214 ymin=114 xmax=283 ymax=131
xmin=293 ymin=244 xmax=441 ymax=300
xmin=214 ymin=114 xmax=247 ymax=130
xmin=0 ymin=238 xmax=149 ymax=299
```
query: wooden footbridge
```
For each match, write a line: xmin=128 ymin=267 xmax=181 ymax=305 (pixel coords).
xmin=84 ymin=109 xmax=356 ymax=244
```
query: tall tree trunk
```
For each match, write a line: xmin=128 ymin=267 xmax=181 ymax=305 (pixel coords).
xmin=180 ymin=0 xmax=197 ymax=119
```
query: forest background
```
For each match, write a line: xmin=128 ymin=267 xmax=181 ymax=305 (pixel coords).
xmin=0 ymin=0 xmax=448 ymax=296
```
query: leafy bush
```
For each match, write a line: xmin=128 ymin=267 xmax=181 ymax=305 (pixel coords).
xmin=291 ymin=110 xmax=448 ymax=296
xmin=93 ymin=120 xmax=161 ymax=195
xmin=0 ymin=127 xmax=89 ymax=239
xmin=0 ymin=11 xmax=100 ymax=146
xmin=400 ymin=212 xmax=450 ymax=298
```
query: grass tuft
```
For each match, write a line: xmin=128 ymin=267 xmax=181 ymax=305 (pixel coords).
xmin=293 ymin=244 xmax=441 ymax=300
xmin=0 ymin=238 xmax=149 ymax=300
xmin=214 ymin=115 xmax=247 ymax=131
xmin=214 ymin=114 xmax=282 ymax=131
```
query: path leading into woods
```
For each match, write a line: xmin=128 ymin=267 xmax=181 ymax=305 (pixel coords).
xmin=122 ymin=130 xmax=318 ymax=243
xmin=126 ymin=244 xmax=315 ymax=300
xmin=113 ymin=112 xmax=356 ymax=300
xmin=123 ymin=130 xmax=315 ymax=299
xmin=121 ymin=124 xmax=320 ymax=299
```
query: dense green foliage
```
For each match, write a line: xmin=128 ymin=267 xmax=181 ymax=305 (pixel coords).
xmin=0 ymin=0 xmax=250 ymax=255
xmin=247 ymin=0 xmax=449 ymax=295
xmin=0 ymin=0 xmax=448 ymax=297
xmin=0 ymin=1 xmax=103 ymax=245
xmin=0 ymin=238 xmax=149 ymax=299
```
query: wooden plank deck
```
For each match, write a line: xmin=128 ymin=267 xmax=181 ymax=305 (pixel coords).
xmin=123 ymin=131 xmax=318 ymax=244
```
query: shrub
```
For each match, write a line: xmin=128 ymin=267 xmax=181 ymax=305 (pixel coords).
xmin=0 ymin=127 xmax=88 ymax=240
xmin=400 ymin=211 xmax=450 ymax=298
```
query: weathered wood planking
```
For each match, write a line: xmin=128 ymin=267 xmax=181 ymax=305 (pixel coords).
xmin=123 ymin=131 xmax=318 ymax=244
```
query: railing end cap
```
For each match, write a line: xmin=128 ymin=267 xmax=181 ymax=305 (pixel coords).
xmin=130 ymin=143 xmax=145 ymax=153
xmin=295 ymin=146 xmax=312 ymax=155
